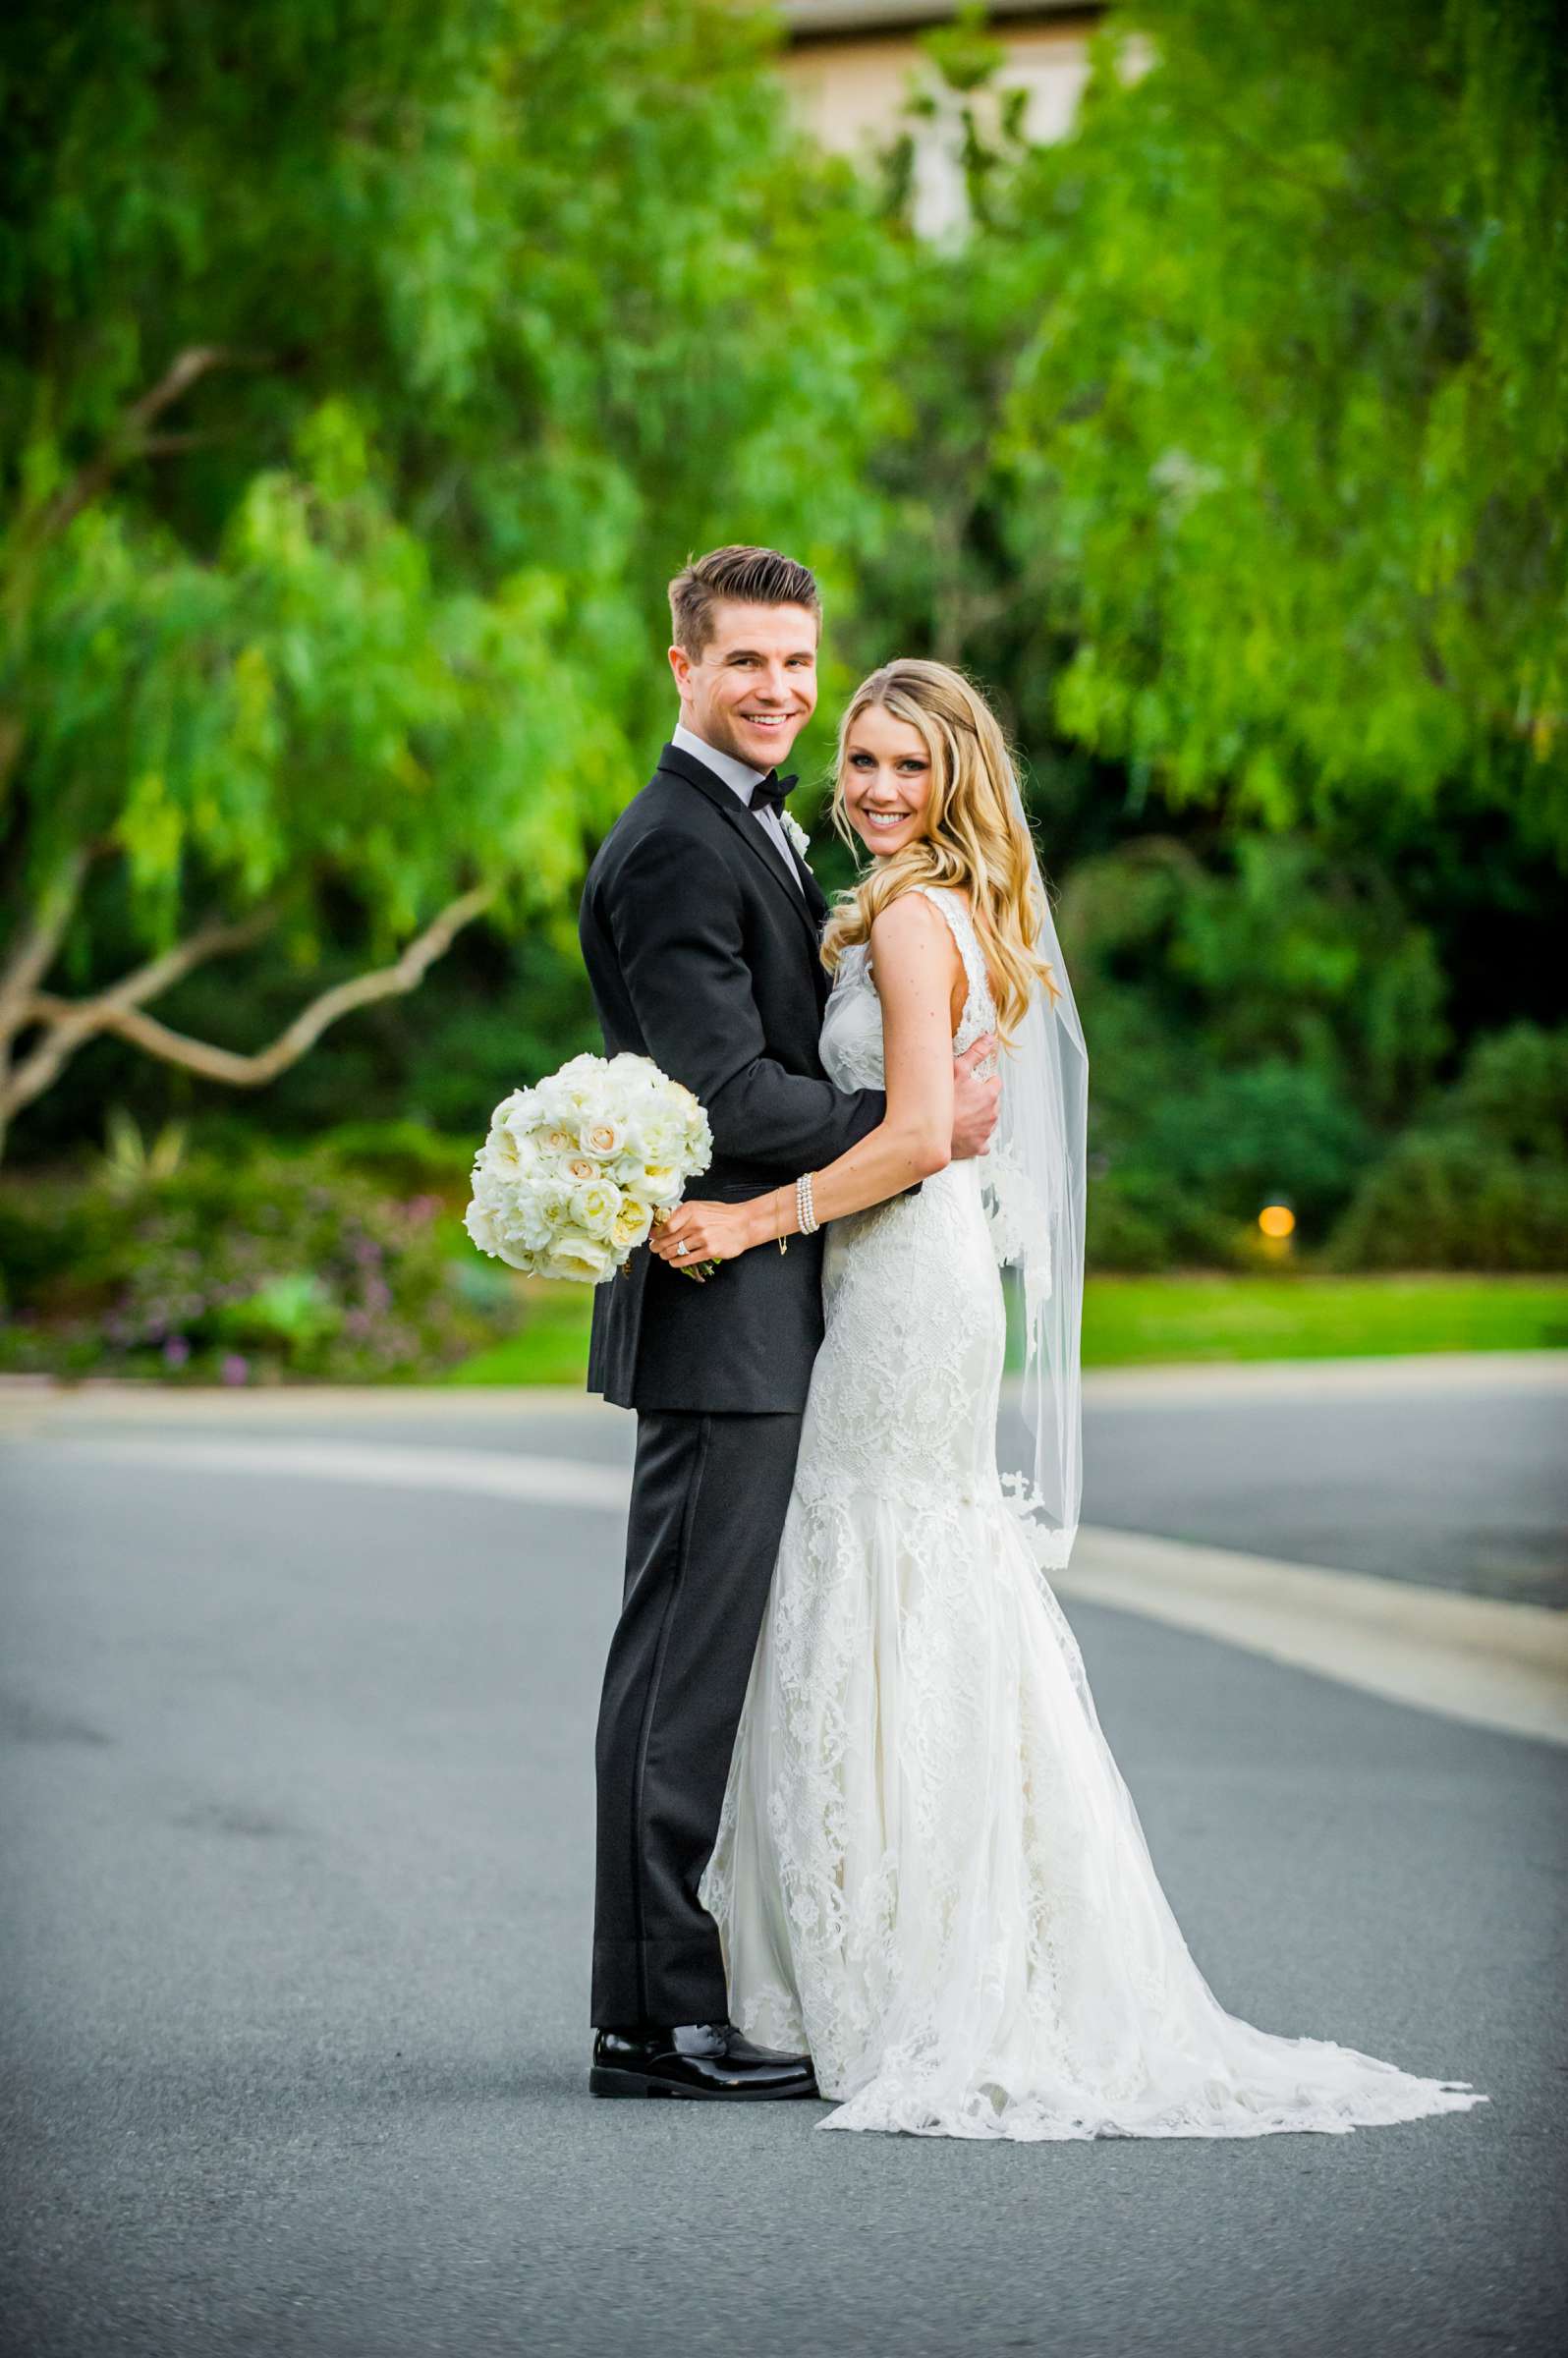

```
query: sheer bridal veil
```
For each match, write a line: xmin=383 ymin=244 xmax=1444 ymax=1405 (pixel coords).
xmin=983 ymin=785 xmax=1090 ymax=1573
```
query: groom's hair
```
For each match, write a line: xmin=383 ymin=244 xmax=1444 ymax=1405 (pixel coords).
xmin=668 ymin=544 xmax=820 ymax=657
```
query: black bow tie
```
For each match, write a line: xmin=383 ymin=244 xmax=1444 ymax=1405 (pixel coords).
xmin=748 ymin=770 xmax=797 ymax=814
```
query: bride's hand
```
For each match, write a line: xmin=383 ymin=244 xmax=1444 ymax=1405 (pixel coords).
xmin=649 ymin=1198 xmax=760 ymax=1281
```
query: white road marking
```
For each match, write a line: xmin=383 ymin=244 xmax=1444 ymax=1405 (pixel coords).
xmin=29 ymin=1432 xmax=631 ymax=1511
xmin=1 ymin=1348 xmax=1561 ymax=1440
xmin=1060 ymin=1526 xmax=1568 ymax=1751
xmin=1067 ymin=1349 xmax=1568 ymax=1408
xmin=20 ymin=1430 xmax=1568 ymax=1749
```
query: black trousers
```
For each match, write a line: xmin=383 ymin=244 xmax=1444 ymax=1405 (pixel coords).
xmin=590 ymin=1408 xmax=803 ymax=2030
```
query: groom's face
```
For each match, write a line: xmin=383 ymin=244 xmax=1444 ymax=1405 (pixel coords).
xmin=669 ymin=599 xmax=818 ymax=771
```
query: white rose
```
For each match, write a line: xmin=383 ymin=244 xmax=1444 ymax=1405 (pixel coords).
xmin=465 ymin=1195 xmax=502 ymax=1256
xmin=612 ymin=1195 xmax=654 ymax=1252
xmin=541 ymin=1228 xmax=615 ymax=1283
xmin=638 ymin=1106 xmax=687 ymax=1168
xmin=490 ymin=1113 xmax=543 ymax=1157
xmin=493 ymin=1086 xmax=541 ymax=1131
xmin=570 ymin=1177 xmax=623 ymax=1238
xmin=512 ymin=1182 xmax=572 ymax=1251
xmin=580 ymin=1115 xmax=626 ymax=1160
xmin=466 ymin=1191 xmax=538 ymax=1272
xmin=535 ymin=1069 xmax=594 ymax=1125
xmin=682 ymin=1111 xmax=713 ymax=1172
xmin=609 ymin=1137 xmax=647 ymax=1185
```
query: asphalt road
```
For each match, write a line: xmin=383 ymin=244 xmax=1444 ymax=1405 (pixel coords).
xmin=9 ymin=1352 xmax=1560 ymax=1600
xmin=1 ymin=1381 xmax=1565 ymax=2357
xmin=1074 ymin=1376 xmax=1568 ymax=1606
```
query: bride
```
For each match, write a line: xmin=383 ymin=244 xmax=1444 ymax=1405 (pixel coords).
xmin=650 ymin=657 xmax=1487 ymax=2143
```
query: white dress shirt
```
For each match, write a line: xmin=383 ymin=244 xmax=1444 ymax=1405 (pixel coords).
xmin=671 ymin=721 xmax=804 ymax=894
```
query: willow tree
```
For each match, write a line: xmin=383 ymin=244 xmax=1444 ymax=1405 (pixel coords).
xmin=0 ymin=0 xmax=894 ymax=1156
xmin=1001 ymin=0 xmax=1568 ymax=855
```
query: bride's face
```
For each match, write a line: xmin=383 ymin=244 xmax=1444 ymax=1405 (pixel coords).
xmin=842 ymin=707 xmax=933 ymax=858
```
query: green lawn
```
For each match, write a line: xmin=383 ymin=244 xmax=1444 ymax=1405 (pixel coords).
xmin=1079 ymin=1272 xmax=1568 ymax=1365
xmin=447 ymin=1271 xmax=1568 ymax=1387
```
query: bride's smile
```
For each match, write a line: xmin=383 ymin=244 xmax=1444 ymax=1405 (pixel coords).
xmin=843 ymin=707 xmax=932 ymax=856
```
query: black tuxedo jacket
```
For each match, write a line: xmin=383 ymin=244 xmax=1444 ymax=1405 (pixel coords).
xmin=578 ymin=741 xmax=889 ymax=1412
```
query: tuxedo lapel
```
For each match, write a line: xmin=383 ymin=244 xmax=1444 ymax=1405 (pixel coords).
xmin=791 ymin=839 xmax=829 ymax=926
xmin=788 ymin=848 xmax=832 ymax=1011
xmin=655 ymin=743 xmax=824 ymax=962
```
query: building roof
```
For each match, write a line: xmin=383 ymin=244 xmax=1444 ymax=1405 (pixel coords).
xmin=777 ymin=2 xmax=1097 ymax=37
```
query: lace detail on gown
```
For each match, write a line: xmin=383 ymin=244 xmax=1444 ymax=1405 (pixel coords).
xmin=699 ymin=886 xmax=1487 ymax=2141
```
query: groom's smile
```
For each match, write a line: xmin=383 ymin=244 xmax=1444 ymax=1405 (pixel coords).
xmin=668 ymin=594 xmax=819 ymax=770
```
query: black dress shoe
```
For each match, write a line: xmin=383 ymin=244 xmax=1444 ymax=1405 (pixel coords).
xmin=589 ymin=2022 xmax=818 ymax=2101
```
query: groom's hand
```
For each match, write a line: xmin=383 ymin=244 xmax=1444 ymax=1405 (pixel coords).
xmin=951 ymin=1036 xmax=1001 ymax=1161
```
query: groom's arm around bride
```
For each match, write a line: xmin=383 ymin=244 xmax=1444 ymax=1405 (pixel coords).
xmin=576 ymin=545 xmax=996 ymax=2090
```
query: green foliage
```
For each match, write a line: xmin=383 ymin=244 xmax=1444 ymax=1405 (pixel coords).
xmin=3 ymin=0 xmax=1561 ymax=1302
xmin=393 ymin=930 xmax=602 ymax=1133
xmin=0 ymin=0 xmax=901 ymax=1141
xmin=1086 ymin=1163 xmax=1237 ymax=1274
xmin=1000 ymin=0 xmax=1568 ymax=853
xmin=314 ymin=1119 xmax=475 ymax=1191
xmin=0 ymin=1145 xmax=513 ymax=1379
xmin=1443 ymin=1021 xmax=1568 ymax=1160
xmin=96 ymin=1106 xmax=189 ymax=1194
xmin=1326 ymin=1022 xmax=1568 ymax=1268
xmin=1059 ymin=830 xmax=1449 ymax=1258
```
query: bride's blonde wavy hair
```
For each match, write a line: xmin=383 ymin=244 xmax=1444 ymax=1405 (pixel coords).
xmin=819 ymin=658 xmax=1063 ymax=1043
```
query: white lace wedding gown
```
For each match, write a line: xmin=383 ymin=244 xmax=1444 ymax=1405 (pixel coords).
xmin=700 ymin=884 xmax=1488 ymax=2142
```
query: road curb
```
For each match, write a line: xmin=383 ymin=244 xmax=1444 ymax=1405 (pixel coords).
xmin=1056 ymin=1526 xmax=1568 ymax=1750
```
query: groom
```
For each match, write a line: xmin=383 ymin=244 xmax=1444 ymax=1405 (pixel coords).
xmin=577 ymin=545 xmax=1000 ymax=2098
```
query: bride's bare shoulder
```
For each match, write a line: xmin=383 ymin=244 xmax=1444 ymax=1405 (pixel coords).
xmin=868 ymin=887 xmax=958 ymax=953
xmin=866 ymin=888 xmax=966 ymax=998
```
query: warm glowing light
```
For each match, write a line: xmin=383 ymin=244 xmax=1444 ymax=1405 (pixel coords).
xmin=1258 ymin=1204 xmax=1296 ymax=1239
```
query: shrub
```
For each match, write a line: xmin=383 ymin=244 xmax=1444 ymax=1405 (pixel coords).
xmin=0 ymin=1145 xmax=516 ymax=1382
xmin=315 ymin=1119 xmax=476 ymax=1192
xmin=1325 ymin=1024 xmax=1568 ymax=1271
xmin=1323 ymin=1132 xmax=1568 ymax=1271
xmin=1135 ymin=1059 xmax=1373 ymax=1237
xmin=1086 ymin=1165 xmax=1244 ymax=1273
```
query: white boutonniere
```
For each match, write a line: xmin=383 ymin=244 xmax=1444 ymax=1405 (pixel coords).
xmin=781 ymin=810 xmax=812 ymax=865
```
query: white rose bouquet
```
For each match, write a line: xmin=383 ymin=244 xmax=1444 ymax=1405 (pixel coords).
xmin=463 ymin=1052 xmax=713 ymax=1284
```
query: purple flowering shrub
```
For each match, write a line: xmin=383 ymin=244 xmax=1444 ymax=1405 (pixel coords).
xmin=0 ymin=1147 xmax=515 ymax=1382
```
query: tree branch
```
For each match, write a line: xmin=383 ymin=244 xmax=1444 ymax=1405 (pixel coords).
xmin=0 ymin=712 xmax=25 ymax=800
xmin=1 ymin=901 xmax=281 ymax=1123
xmin=0 ymin=848 xmax=91 ymax=1044
xmin=19 ymin=345 xmax=272 ymax=554
xmin=4 ymin=884 xmax=494 ymax=1111
xmin=125 ymin=345 xmax=246 ymax=436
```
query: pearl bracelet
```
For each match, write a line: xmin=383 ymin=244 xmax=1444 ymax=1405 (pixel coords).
xmin=795 ymin=1170 xmax=819 ymax=1236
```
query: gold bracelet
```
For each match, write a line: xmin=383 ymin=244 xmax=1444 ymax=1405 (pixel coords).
xmin=776 ymin=1183 xmax=788 ymax=1255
